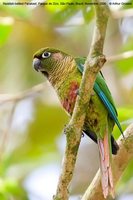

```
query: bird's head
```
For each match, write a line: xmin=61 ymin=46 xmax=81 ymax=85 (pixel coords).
xmin=33 ymin=47 xmax=71 ymax=78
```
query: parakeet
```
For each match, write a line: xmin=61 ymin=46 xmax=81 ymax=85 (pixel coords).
xmin=33 ymin=47 xmax=123 ymax=198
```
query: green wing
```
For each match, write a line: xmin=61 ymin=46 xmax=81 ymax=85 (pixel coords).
xmin=75 ymin=57 xmax=123 ymax=135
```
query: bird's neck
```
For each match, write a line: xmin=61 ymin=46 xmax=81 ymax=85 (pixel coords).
xmin=48 ymin=56 xmax=75 ymax=90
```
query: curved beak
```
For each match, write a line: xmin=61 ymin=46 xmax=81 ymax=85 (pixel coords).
xmin=33 ymin=58 xmax=42 ymax=72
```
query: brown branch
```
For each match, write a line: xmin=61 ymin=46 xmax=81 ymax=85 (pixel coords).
xmin=53 ymin=1 xmax=109 ymax=200
xmin=81 ymin=123 xmax=133 ymax=200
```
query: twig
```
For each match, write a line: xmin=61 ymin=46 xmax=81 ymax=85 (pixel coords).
xmin=53 ymin=1 xmax=109 ymax=200
xmin=0 ymin=84 xmax=45 ymax=157
xmin=107 ymin=50 xmax=133 ymax=63
xmin=81 ymin=123 xmax=133 ymax=200
xmin=0 ymin=103 xmax=17 ymax=159
xmin=0 ymin=83 xmax=45 ymax=105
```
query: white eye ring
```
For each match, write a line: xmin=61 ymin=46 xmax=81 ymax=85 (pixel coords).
xmin=42 ymin=52 xmax=51 ymax=58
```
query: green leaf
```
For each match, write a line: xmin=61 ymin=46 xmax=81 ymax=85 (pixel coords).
xmin=45 ymin=0 xmax=68 ymax=12
xmin=116 ymin=56 xmax=133 ymax=75
xmin=113 ymin=106 xmax=133 ymax=138
xmin=116 ymin=37 xmax=133 ymax=75
xmin=49 ymin=5 xmax=80 ymax=25
xmin=0 ymin=5 xmax=31 ymax=20
xmin=0 ymin=178 xmax=28 ymax=200
xmin=46 ymin=0 xmax=93 ymax=25
xmin=82 ymin=6 xmax=94 ymax=23
xmin=0 ymin=17 xmax=14 ymax=46
xmin=121 ymin=0 xmax=133 ymax=8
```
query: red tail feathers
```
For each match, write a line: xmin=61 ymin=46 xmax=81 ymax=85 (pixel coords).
xmin=98 ymin=131 xmax=115 ymax=198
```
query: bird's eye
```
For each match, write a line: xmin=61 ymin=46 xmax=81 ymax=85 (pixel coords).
xmin=42 ymin=52 xmax=51 ymax=58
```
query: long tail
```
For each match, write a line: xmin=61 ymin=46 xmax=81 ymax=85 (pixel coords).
xmin=98 ymin=128 xmax=115 ymax=199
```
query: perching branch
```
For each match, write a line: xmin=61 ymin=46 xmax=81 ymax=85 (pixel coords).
xmin=53 ymin=1 xmax=109 ymax=200
xmin=0 ymin=49 xmax=132 ymax=105
xmin=81 ymin=123 xmax=133 ymax=200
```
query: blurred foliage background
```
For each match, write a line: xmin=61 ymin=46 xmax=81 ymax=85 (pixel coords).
xmin=0 ymin=0 xmax=133 ymax=199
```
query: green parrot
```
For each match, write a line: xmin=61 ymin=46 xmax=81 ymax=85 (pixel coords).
xmin=33 ymin=47 xmax=123 ymax=198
